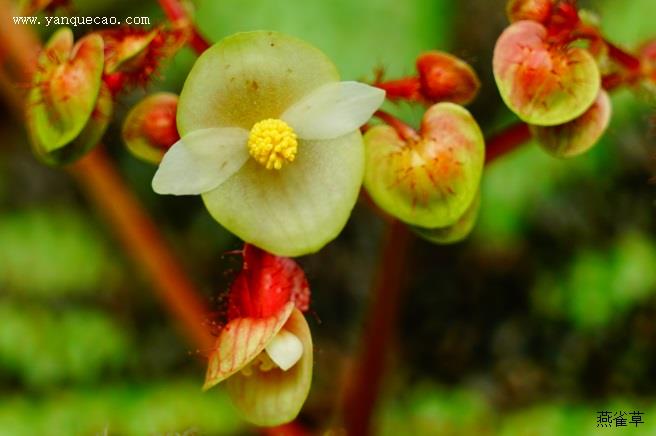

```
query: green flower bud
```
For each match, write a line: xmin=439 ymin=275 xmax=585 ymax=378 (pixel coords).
xmin=364 ymin=103 xmax=484 ymax=228
xmin=493 ymin=20 xmax=600 ymax=126
xmin=27 ymin=27 xmax=108 ymax=165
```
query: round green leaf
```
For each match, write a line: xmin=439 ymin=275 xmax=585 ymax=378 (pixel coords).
xmin=493 ymin=20 xmax=600 ymax=126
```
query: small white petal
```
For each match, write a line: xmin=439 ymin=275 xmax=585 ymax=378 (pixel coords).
xmin=152 ymin=127 xmax=249 ymax=195
xmin=264 ymin=329 xmax=304 ymax=371
xmin=281 ymin=81 xmax=385 ymax=140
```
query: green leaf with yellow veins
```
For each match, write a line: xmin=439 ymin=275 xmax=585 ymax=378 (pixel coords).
xmin=412 ymin=191 xmax=480 ymax=245
xmin=364 ymin=103 xmax=484 ymax=228
xmin=493 ymin=20 xmax=600 ymax=126
xmin=531 ymin=90 xmax=611 ymax=158
xmin=27 ymin=28 xmax=104 ymax=160
xmin=226 ymin=308 xmax=312 ymax=427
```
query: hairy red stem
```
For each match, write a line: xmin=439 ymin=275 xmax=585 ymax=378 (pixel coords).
xmin=157 ymin=0 xmax=211 ymax=53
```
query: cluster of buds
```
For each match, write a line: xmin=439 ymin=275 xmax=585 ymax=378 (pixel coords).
xmin=493 ymin=0 xmax=618 ymax=158
xmin=26 ymin=24 xmax=184 ymax=165
xmin=364 ymin=51 xmax=484 ymax=244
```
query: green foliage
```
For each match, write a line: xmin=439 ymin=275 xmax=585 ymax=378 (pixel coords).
xmin=0 ymin=381 xmax=244 ymax=436
xmin=0 ymin=301 xmax=130 ymax=387
xmin=194 ymin=0 xmax=453 ymax=80
xmin=0 ymin=208 xmax=115 ymax=297
xmin=532 ymin=233 xmax=656 ymax=329
xmin=378 ymin=385 xmax=494 ymax=436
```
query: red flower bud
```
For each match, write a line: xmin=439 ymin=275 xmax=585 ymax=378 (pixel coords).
xmin=416 ymin=51 xmax=481 ymax=105
xmin=506 ymin=0 xmax=553 ymax=24
xmin=122 ymin=93 xmax=179 ymax=164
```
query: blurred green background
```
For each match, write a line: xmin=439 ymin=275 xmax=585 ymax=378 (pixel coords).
xmin=1 ymin=0 xmax=656 ymax=434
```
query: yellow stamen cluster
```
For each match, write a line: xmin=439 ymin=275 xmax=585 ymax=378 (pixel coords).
xmin=247 ymin=118 xmax=298 ymax=170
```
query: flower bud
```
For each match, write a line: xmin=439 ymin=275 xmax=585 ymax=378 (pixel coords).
xmin=204 ymin=245 xmax=312 ymax=427
xmin=493 ymin=20 xmax=600 ymax=126
xmin=416 ymin=51 xmax=480 ymax=105
xmin=27 ymin=27 xmax=109 ymax=165
xmin=99 ymin=27 xmax=185 ymax=92
xmin=122 ymin=93 xmax=179 ymax=164
xmin=531 ymin=90 xmax=611 ymax=158
xmin=364 ymin=103 xmax=484 ymax=228
xmin=413 ymin=191 xmax=480 ymax=244
xmin=506 ymin=0 xmax=553 ymax=24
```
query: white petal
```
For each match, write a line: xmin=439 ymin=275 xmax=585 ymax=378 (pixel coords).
xmin=281 ymin=81 xmax=385 ymax=140
xmin=265 ymin=329 xmax=304 ymax=371
xmin=152 ymin=127 xmax=249 ymax=195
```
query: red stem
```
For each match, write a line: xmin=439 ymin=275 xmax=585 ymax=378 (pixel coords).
xmin=485 ymin=122 xmax=532 ymax=164
xmin=343 ymin=220 xmax=412 ymax=435
xmin=605 ymin=39 xmax=642 ymax=72
xmin=157 ymin=0 xmax=211 ymax=54
xmin=373 ymin=110 xmax=421 ymax=142
xmin=345 ymin=120 xmax=533 ymax=434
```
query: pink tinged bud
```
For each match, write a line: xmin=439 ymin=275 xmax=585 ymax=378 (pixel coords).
xmin=506 ymin=0 xmax=553 ymax=24
xmin=364 ymin=103 xmax=485 ymax=229
xmin=531 ymin=90 xmax=612 ymax=158
xmin=122 ymin=93 xmax=179 ymax=164
xmin=416 ymin=51 xmax=481 ymax=105
xmin=493 ymin=20 xmax=600 ymax=126
xmin=27 ymin=27 xmax=109 ymax=165
xmin=204 ymin=245 xmax=312 ymax=426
